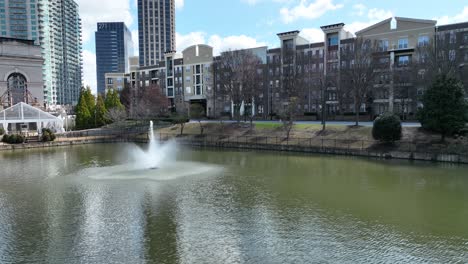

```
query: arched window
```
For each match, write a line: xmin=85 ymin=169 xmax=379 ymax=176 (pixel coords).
xmin=7 ymin=73 xmax=27 ymax=105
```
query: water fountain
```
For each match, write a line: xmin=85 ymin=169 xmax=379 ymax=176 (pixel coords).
xmin=80 ymin=121 xmax=222 ymax=181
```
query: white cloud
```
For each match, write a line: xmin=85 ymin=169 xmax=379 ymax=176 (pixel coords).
xmin=436 ymin=6 xmax=468 ymax=25
xmin=82 ymin=50 xmax=97 ymax=94
xmin=280 ymin=0 xmax=344 ymax=24
xmin=352 ymin=3 xmax=366 ymax=17
xmin=176 ymin=32 xmax=267 ymax=55
xmin=76 ymin=0 xmax=134 ymax=44
xmin=344 ymin=8 xmax=393 ymax=35
xmin=300 ymin=28 xmax=324 ymax=43
xmin=175 ymin=0 xmax=184 ymax=9
xmin=367 ymin=8 xmax=393 ymax=21
xmin=208 ymin=35 xmax=267 ymax=55
xmin=131 ymin=30 xmax=139 ymax=56
xmin=241 ymin=0 xmax=291 ymax=5
xmin=176 ymin=31 xmax=207 ymax=52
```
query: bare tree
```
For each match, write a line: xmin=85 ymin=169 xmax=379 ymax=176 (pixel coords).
xmin=241 ymin=56 xmax=264 ymax=128
xmin=413 ymin=34 xmax=463 ymax=100
xmin=105 ymin=107 xmax=127 ymax=123
xmin=280 ymin=97 xmax=299 ymax=140
xmin=311 ymin=71 xmax=330 ymax=131
xmin=190 ymin=103 xmax=205 ymax=135
xmin=215 ymin=49 xmax=264 ymax=123
xmin=276 ymin=43 xmax=307 ymax=137
xmin=134 ymin=84 xmax=169 ymax=119
xmin=341 ymin=37 xmax=379 ymax=126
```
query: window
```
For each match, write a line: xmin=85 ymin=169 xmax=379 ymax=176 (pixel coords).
xmin=397 ymin=56 xmax=410 ymax=66
xmin=464 ymin=33 xmax=468 ymax=44
xmin=378 ymin=40 xmax=389 ymax=51
xmin=7 ymin=73 xmax=27 ymax=105
xmin=449 ymin=31 xmax=456 ymax=44
xmin=327 ymin=34 xmax=338 ymax=46
xmin=418 ymin=35 xmax=429 ymax=47
xmin=107 ymin=78 xmax=113 ymax=84
xmin=449 ymin=50 xmax=456 ymax=61
xmin=398 ymin=38 xmax=408 ymax=49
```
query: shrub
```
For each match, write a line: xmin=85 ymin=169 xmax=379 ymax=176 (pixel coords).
xmin=372 ymin=112 xmax=402 ymax=144
xmin=1 ymin=134 xmax=25 ymax=144
xmin=0 ymin=128 xmax=4 ymax=135
xmin=417 ymin=74 xmax=466 ymax=141
xmin=41 ymin=128 xmax=56 ymax=142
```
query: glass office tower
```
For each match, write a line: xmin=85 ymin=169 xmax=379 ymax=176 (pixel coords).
xmin=95 ymin=22 xmax=133 ymax=94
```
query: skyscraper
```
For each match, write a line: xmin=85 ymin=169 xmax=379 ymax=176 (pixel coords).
xmin=137 ymin=0 xmax=175 ymax=67
xmin=95 ymin=22 xmax=133 ymax=94
xmin=39 ymin=0 xmax=82 ymax=106
xmin=0 ymin=0 xmax=40 ymax=44
xmin=0 ymin=0 xmax=82 ymax=106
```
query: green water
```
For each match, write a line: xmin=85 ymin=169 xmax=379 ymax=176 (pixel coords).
xmin=0 ymin=143 xmax=467 ymax=263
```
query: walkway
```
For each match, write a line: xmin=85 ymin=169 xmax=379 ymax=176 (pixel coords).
xmin=194 ymin=120 xmax=421 ymax=127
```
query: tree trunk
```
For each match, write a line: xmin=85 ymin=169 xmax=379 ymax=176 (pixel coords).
xmin=355 ymin=111 xmax=360 ymax=126
xmin=180 ymin=124 xmax=184 ymax=135
xmin=199 ymin=121 xmax=203 ymax=135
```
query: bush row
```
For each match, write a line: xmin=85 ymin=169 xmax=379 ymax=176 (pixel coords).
xmin=2 ymin=134 xmax=25 ymax=144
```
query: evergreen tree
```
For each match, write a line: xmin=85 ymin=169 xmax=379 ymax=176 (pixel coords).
xmin=75 ymin=88 xmax=92 ymax=130
xmin=105 ymin=89 xmax=124 ymax=110
xmin=84 ymin=86 xmax=96 ymax=117
xmin=417 ymin=74 xmax=467 ymax=141
xmin=95 ymin=95 xmax=108 ymax=127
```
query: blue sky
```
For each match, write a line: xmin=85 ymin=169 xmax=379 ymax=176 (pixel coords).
xmin=76 ymin=0 xmax=468 ymax=91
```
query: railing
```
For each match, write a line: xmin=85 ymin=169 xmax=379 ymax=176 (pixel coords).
xmin=156 ymin=133 xmax=468 ymax=163
xmin=56 ymin=126 xmax=150 ymax=142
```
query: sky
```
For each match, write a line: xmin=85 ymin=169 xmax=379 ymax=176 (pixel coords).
xmin=76 ymin=0 xmax=468 ymax=92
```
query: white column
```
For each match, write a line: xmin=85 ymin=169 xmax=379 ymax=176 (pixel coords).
xmin=37 ymin=121 xmax=42 ymax=135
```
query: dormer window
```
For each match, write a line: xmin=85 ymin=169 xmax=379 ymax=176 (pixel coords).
xmin=327 ymin=34 xmax=338 ymax=46
xmin=391 ymin=17 xmax=397 ymax=30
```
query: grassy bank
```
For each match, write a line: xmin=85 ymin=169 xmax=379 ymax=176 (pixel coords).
xmin=157 ymin=122 xmax=468 ymax=156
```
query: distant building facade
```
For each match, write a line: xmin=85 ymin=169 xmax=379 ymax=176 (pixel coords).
xmin=104 ymin=72 xmax=128 ymax=93
xmin=39 ymin=0 xmax=82 ymax=106
xmin=137 ymin=0 xmax=175 ymax=67
xmin=0 ymin=37 xmax=44 ymax=108
xmin=126 ymin=17 xmax=468 ymax=120
xmin=0 ymin=0 xmax=40 ymax=44
xmin=95 ymin=22 xmax=133 ymax=94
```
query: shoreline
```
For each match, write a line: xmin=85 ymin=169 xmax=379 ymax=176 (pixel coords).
xmin=169 ymin=136 xmax=468 ymax=165
xmin=1 ymin=132 xmax=467 ymax=165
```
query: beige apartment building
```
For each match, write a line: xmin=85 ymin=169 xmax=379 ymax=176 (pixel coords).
xmin=125 ymin=16 xmax=468 ymax=120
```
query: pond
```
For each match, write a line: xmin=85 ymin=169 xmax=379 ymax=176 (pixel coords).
xmin=0 ymin=143 xmax=467 ymax=263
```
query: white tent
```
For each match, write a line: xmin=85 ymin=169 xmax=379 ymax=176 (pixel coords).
xmin=0 ymin=102 xmax=64 ymax=134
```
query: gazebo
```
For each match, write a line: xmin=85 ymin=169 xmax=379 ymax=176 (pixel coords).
xmin=0 ymin=102 xmax=64 ymax=134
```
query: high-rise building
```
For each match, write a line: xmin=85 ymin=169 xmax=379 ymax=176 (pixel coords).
xmin=0 ymin=0 xmax=82 ymax=106
xmin=39 ymin=0 xmax=82 ymax=106
xmin=137 ymin=0 xmax=175 ymax=67
xmin=0 ymin=0 xmax=40 ymax=44
xmin=95 ymin=22 xmax=133 ymax=94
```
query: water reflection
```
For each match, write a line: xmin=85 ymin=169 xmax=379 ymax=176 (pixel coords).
xmin=0 ymin=144 xmax=467 ymax=263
